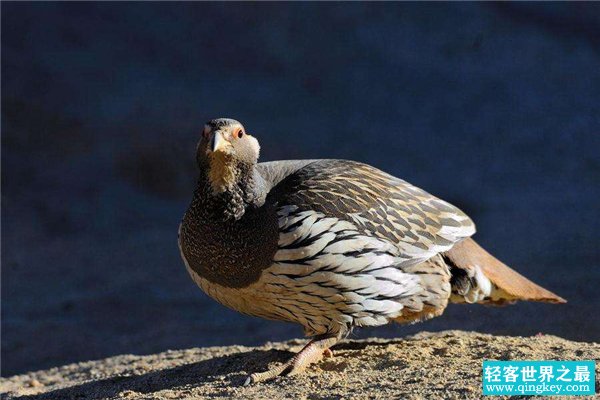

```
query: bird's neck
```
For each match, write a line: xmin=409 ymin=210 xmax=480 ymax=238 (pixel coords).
xmin=197 ymin=162 xmax=268 ymax=221
xmin=181 ymin=164 xmax=279 ymax=288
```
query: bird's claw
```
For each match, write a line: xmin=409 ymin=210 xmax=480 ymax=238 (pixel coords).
xmin=243 ymin=336 xmax=338 ymax=385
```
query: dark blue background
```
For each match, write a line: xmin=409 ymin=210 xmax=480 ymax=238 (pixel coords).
xmin=2 ymin=3 xmax=599 ymax=376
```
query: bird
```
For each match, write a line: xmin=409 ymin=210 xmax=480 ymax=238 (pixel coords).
xmin=178 ymin=118 xmax=565 ymax=384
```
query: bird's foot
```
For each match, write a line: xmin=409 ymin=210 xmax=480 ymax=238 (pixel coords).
xmin=244 ymin=334 xmax=339 ymax=385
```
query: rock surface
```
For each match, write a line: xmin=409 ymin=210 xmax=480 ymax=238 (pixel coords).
xmin=1 ymin=331 xmax=598 ymax=400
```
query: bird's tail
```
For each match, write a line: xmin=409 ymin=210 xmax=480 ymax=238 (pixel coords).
xmin=444 ymin=238 xmax=566 ymax=305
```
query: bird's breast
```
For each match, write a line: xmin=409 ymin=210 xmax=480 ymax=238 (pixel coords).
xmin=179 ymin=199 xmax=279 ymax=289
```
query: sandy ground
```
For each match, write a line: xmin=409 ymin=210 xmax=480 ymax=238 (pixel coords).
xmin=1 ymin=330 xmax=598 ymax=400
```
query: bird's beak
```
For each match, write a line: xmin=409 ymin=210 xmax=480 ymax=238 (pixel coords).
xmin=211 ymin=131 xmax=227 ymax=153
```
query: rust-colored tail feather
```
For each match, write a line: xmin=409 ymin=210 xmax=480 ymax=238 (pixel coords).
xmin=445 ymin=238 xmax=566 ymax=304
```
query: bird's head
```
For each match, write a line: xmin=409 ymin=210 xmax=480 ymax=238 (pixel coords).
xmin=197 ymin=118 xmax=261 ymax=193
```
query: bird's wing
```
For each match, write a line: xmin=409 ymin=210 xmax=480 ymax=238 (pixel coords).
xmin=269 ymin=159 xmax=475 ymax=267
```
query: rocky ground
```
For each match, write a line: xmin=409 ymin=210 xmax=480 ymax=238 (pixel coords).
xmin=1 ymin=331 xmax=598 ymax=400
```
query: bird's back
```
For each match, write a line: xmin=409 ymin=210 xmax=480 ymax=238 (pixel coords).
xmin=264 ymin=159 xmax=476 ymax=266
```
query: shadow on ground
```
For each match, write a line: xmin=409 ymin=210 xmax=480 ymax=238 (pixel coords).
xmin=13 ymin=350 xmax=273 ymax=400
xmin=12 ymin=340 xmax=413 ymax=400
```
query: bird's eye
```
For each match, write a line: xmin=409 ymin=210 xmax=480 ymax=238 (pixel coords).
xmin=237 ymin=129 xmax=244 ymax=139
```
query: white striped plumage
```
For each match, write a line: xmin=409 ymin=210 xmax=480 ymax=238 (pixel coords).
xmin=180 ymin=204 xmax=449 ymax=337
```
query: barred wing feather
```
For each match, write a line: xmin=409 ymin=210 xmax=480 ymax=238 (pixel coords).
xmin=268 ymin=160 xmax=476 ymax=267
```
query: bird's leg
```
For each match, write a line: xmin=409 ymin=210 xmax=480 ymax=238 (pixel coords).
xmin=244 ymin=334 xmax=340 ymax=385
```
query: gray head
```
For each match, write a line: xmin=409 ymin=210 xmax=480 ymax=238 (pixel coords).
xmin=197 ymin=118 xmax=261 ymax=193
